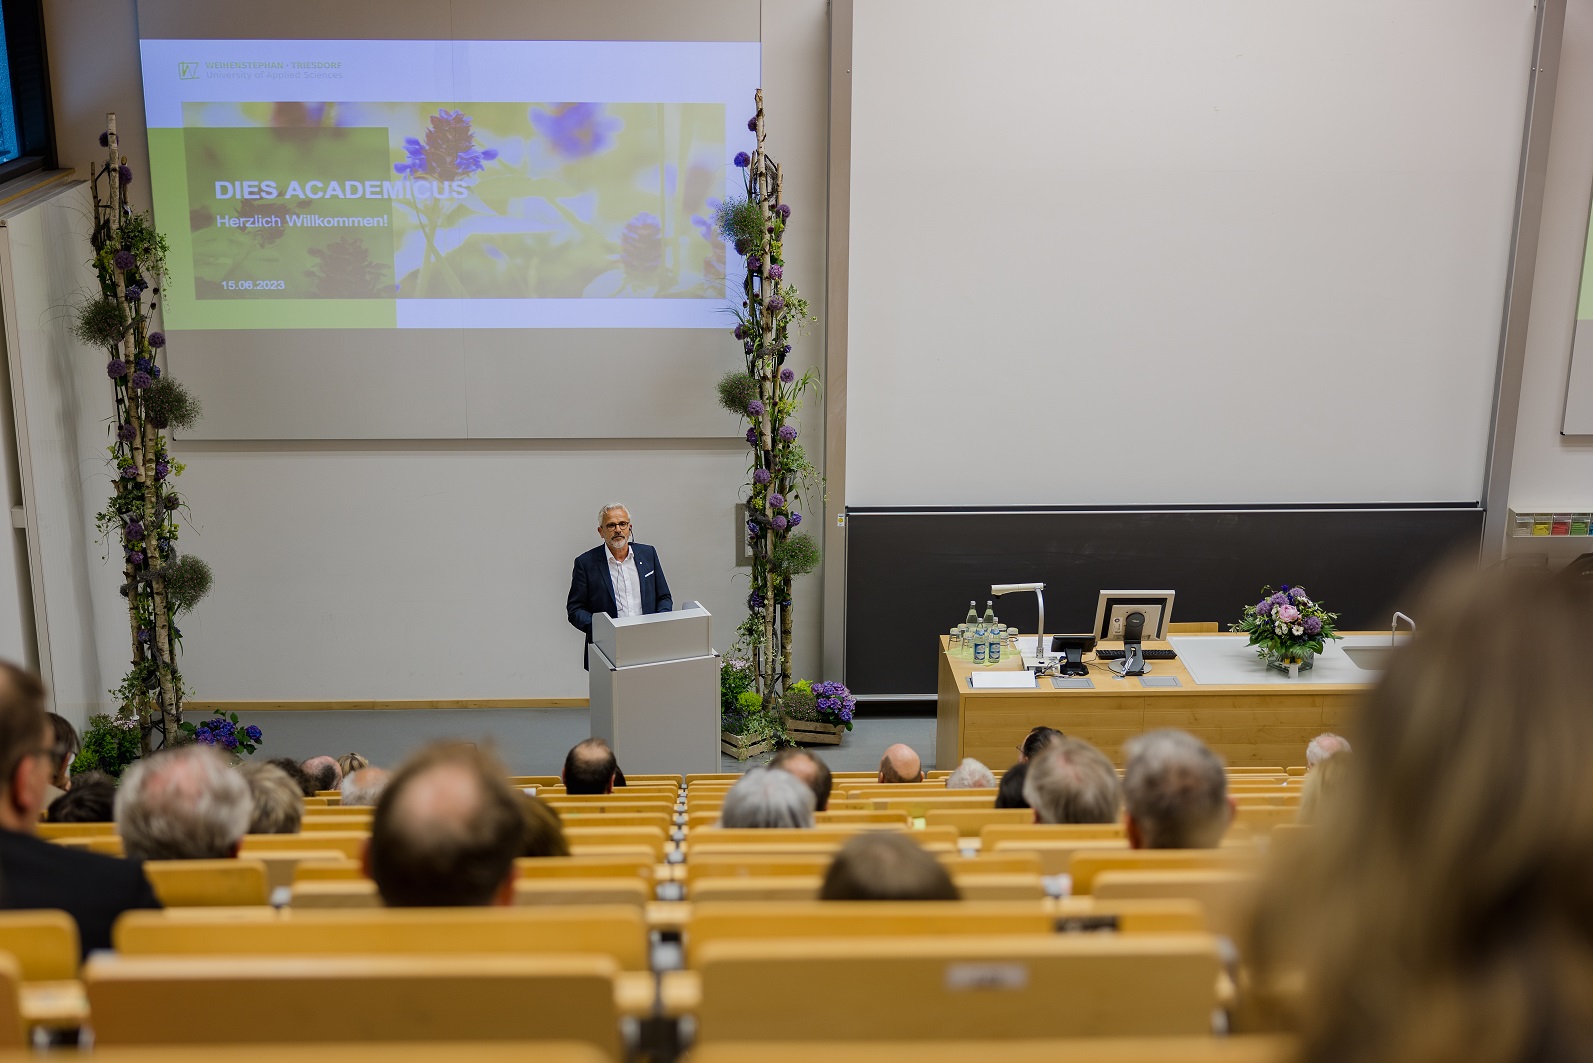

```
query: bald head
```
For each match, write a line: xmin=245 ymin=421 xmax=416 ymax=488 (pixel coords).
xmin=562 ymin=738 xmax=617 ymax=795
xmin=1306 ymin=733 xmax=1352 ymax=768
xmin=368 ymin=744 xmax=523 ymax=907
xmin=879 ymin=744 xmax=924 ymax=783
xmin=301 ymin=755 xmax=342 ymax=792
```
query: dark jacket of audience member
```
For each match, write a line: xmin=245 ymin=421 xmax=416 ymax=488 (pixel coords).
xmin=267 ymin=757 xmax=317 ymax=797
xmin=562 ymin=738 xmax=618 ymax=795
xmin=367 ymin=743 xmax=523 ymax=906
xmin=994 ymin=761 xmax=1030 ymax=809
xmin=769 ymin=748 xmax=833 ymax=812
xmin=820 ymin=832 xmax=960 ymax=901
xmin=0 ymin=663 xmax=159 ymax=955
xmin=47 ymin=776 xmax=116 ymax=822
xmin=519 ymin=794 xmax=570 ymax=857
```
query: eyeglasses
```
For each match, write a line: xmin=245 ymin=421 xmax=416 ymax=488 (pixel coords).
xmin=602 ymin=520 xmax=631 ymax=531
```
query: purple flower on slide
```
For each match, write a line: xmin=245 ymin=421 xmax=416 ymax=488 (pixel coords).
xmin=733 ymin=152 xmax=751 ymax=168
xmin=1302 ymin=616 xmax=1323 ymax=636
xmin=789 ymin=512 xmax=802 ymax=527
xmin=531 ymin=103 xmax=620 ymax=160
xmin=780 ymin=368 xmax=795 ymax=384
xmin=107 ymin=360 xmax=128 ymax=380
xmin=112 ymin=250 xmax=136 ymax=271
xmin=148 ymin=331 xmax=166 ymax=348
xmin=621 ymin=213 xmax=664 ymax=280
xmin=753 ymin=468 xmax=771 ymax=485
xmin=778 ymin=425 xmax=798 ymax=442
xmin=747 ymin=400 xmax=765 ymax=417
xmin=393 ymin=110 xmax=498 ymax=181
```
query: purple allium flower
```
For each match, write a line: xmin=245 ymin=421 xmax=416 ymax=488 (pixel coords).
xmin=135 ymin=357 xmax=152 ymax=374
xmin=119 ymin=466 xmax=137 ymax=479
xmin=733 ymin=151 xmax=751 ymax=168
xmin=148 ymin=332 xmax=166 ymax=349
xmin=117 ymin=422 xmax=136 ymax=442
xmin=118 ymin=164 xmax=133 ymax=186
xmin=530 ymin=103 xmax=619 ymax=160
xmin=753 ymin=467 xmax=771 ymax=485
xmin=107 ymin=360 xmax=128 ymax=380
xmin=747 ymin=117 xmax=758 ymax=132
xmin=743 ymin=340 xmax=754 ymax=355
xmin=1289 ymin=586 xmax=1308 ymax=601
xmin=777 ymin=204 xmax=791 ymax=220
xmin=769 ymin=264 xmax=783 ymax=280
xmin=137 ymin=627 xmax=151 ymax=642
xmin=745 ymin=427 xmax=758 ymax=446
xmin=124 ymin=285 xmax=144 ymax=301
xmin=98 ymin=131 xmax=110 ymax=147
xmin=112 ymin=250 xmax=136 ymax=271
xmin=747 ymin=254 xmax=762 ymax=271
xmin=770 ymin=493 xmax=786 ymax=509
xmin=780 ymin=367 xmax=795 ymax=383
xmin=780 ymin=344 xmax=792 ymax=355
xmin=789 ymin=512 xmax=801 ymax=526
xmin=620 ymin=213 xmax=664 ymax=279
xmin=128 ymin=551 xmax=144 ymax=564
xmin=747 ymin=399 xmax=765 ymax=417
xmin=125 ymin=520 xmax=144 ymax=540
xmin=734 ymin=238 xmax=751 ymax=257
xmin=733 ymin=324 xmax=745 ymax=340
xmin=1302 ymin=616 xmax=1323 ymax=636
xmin=778 ymin=424 xmax=798 ymax=442
xmin=767 ymin=296 xmax=786 ymax=314
xmin=772 ymin=515 xmax=788 ymax=531
xmin=1256 ymin=599 xmax=1273 ymax=616
xmin=245 ymin=725 xmax=263 ymax=741
xmin=747 ymin=592 xmax=765 ymax=611
xmin=394 ymin=109 xmax=499 ymax=180
xmin=154 ymin=460 xmax=170 ymax=481
xmin=130 ymin=371 xmax=153 ymax=390
xmin=163 ymin=494 xmax=179 ymax=510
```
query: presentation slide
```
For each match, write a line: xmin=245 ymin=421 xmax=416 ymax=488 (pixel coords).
xmin=139 ymin=39 xmax=759 ymax=330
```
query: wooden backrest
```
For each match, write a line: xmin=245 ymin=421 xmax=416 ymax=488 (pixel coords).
xmin=1232 ymin=806 xmax=1301 ymax=830
xmin=514 ymin=855 xmax=654 ymax=882
xmin=76 ymin=1044 xmax=610 ymax=1063
xmin=300 ymin=816 xmax=374 ymax=831
xmin=36 ymin=822 xmax=115 ymax=839
xmin=923 ymin=808 xmax=1036 ymax=836
xmin=940 ymin=851 xmax=1043 ymax=876
xmin=0 ymin=910 xmax=78 ymax=980
xmin=952 ymin=874 xmax=1047 ymax=900
xmin=688 ymin=826 xmax=955 ymax=850
xmin=555 ymin=813 xmax=673 ymax=830
xmin=291 ymin=881 xmax=380 ymax=908
xmin=1070 ymin=849 xmax=1257 ymax=895
xmin=143 ymin=860 xmax=270 ymax=907
xmin=686 ymin=1036 xmax=1292 ymax=1063
xmin=294 ymin=860 xmax=365 ymax=882
xmin=1053 ymin=898 xmax=1209 ymax=934
xmin=860 ymin=796 xmax=1010 ymax=814
xmin=695 ymin=934 xmax=1221 ymax=1041
xmin=562 ymin=826 xmax=668 ymax=860
xmin=242 ymin=832 xmax=369 ymax=858
xmin=115 ymin=905 xmax=649 ymax=970
xmin=685 ymin=853 xmax=832 ymax=886
xmin=991 ymin=838 xmax=1130 ymax=876
xmin=688 ymin=877 xmax=821 ymax=902
xmin=0 ymin=953 xmax=24 ymax=1046
xmin=506 ymin=776 xmax=564 ymax=788
xmin=247 ymin=850 xmax=353 ymax=892
xmin=544 ymin=796 xmax=675 ymax=812
xmin=979 ymin=824 xmax=1127 ymax=848
xmin=1092 ymin=870 xmax=1261 ymax=938
xmin=515 ymin=879 xmax=651 ymax=908
xmin=683 ymin=901 xmax=1052 ymax=967
xmin=813 ymin=810 xmax=912 ymax=827
xmin=83 ymin=953 xmax=622 ymax=1054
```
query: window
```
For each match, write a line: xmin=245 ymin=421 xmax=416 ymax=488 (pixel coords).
xmin=0 ymin=0 xmax=53 ymax=180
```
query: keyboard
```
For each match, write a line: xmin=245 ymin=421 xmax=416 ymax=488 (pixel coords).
xmin=1095 ymin=648 xmax=1178 ymax=660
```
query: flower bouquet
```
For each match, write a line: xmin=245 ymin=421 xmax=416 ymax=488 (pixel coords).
xmin=180 ymin=713 xmax=264 ymax=758
xmin=781 ymin=679 xmax=855 ymax=746
xmin=1232 ymin=584 xmax=1341 ymax=677
xmin=720 ymin=654 xmax=778 ymax=760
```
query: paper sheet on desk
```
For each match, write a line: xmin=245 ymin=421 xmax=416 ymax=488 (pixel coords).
xmin=969 ymin=672 xmax=1036 ymax=690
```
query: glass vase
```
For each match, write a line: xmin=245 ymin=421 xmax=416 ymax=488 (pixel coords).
xmin=1265 ymin=648 xmax=1315 ymax=679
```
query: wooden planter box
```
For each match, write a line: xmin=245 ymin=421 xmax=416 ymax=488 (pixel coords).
xmin=782 ymin=714 xmax=847 ymax=746
xmin=721 ymin=730 xmax=774 ymax=760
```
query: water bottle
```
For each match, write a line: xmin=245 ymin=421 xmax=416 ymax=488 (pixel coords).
xmin=987 ymin=623 xmax=1002 ymax=664
xmin=983 ymin=601 xmax=997 ymax=627
xmin=971 ymin=619 xmax=988 ymax=665
xmin=962 ymin=602 xmax=979 ymax=662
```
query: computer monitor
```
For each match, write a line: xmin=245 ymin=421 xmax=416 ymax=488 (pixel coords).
xmin=1092 ymin=591 xmax=1176 ymax=642
xmin=1049 ymin=634 xmax=1097 ymax=677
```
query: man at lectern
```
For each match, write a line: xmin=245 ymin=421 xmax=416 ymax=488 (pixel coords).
xmin=566 ymin=502 xmax=673 ymax=669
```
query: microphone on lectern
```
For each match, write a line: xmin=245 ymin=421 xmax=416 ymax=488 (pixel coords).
xmin=1112 ymin=610 xmax=1150 ymax=677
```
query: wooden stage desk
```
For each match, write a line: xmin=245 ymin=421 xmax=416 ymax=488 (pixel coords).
xmin=936 ymin=633 xmax=1383 ymax=769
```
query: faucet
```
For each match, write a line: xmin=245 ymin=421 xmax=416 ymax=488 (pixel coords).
xmin=1391 ymin=611 xmax=1416 ymax=645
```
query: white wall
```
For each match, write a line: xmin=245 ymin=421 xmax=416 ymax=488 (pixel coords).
xmin=1510 ymin=0 xmax=1593 ymax=509
xmin=42 ymin=0 xmax=833 ymax=704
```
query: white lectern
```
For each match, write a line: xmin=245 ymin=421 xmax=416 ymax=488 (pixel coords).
xmin=587 ymin=601 xmax=719 ymax=775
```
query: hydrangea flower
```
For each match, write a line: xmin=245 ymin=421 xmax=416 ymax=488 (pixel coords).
xmin=112 ymin=250 xmax=136 ymax=271
xmin=125 ymin=520 xmax=144 ymax=540
xmin=747 ymin=255 xmax=762 ymax=271
xmin=778 ymin=425 xmax=798 ymax=442
xmin=733 ymin=151 xmax=751 ymax=168
xmin=194 ymin=728 xmax=216 ymax=745
xmin=149 ymin=331 xmax=166 ymax=349
xmin=245 ymin=725 xmax=263 ymax=741
xmin=137 ymin=628 xmax=151 ymax=643
xmin=107 ymin=360 xmax=128 ymax=379
xmin=780 ymin=367 xmax=795 ymax=383
xmin=811 ymin=680 xmax=855 ymax=723
xmin=124 ymin=284 xmax=144 ymax=301
xmin=747 ymin=591 xmax=765 ymax=611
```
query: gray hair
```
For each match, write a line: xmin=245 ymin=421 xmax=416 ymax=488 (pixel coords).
xmin=1306 ymin=732 xmax=1352 ymax=768
xmin=597 ymin=502 xmax=630 ymax=526
xmin=116 ymin=745 xmax=252 ymax=859
xmin=1023 ymin=737 xmax=1122 ymax=824
xmin=340 ymin=766 xmax=390 ymax=807
xmin=1122 ymin=729 xmax=1229 ymax=849
xmin=238 ymin=762 xmax=303 ymax=835
xmin=944 ymin=758 xmax=996 ymax=790
xmin=718 ymin=766 xmax=815 ymax=829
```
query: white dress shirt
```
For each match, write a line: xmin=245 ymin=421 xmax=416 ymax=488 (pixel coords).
xmin=607 ymin=547 xmax=642 ymax=617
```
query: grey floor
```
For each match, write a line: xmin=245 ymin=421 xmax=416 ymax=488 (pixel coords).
xmin=234 ymin=707 xmax=936 ymax=776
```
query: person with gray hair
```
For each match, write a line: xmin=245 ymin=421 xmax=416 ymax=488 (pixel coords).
xmin=1022 ymin=736 xmax=1122 ymax=824
xmin=717 ymin=766 xmax=815 ymax=829
xmin=340 ymin=766 xmax=390 ymax=807
xmin=944 ymin=757 xmax=996 ymax=790
xmin=1305 ymin=732 xmax=1352 ymax=768
xmin=116 ymin=745 xmax=252 ymax=860
xmin=238 ymin=762 xmax=302 ymax=834
xmin=566 ymin=502 xmax=673 ymax=670
xmin=1122 ymin=728 xmax=1232 ymax=849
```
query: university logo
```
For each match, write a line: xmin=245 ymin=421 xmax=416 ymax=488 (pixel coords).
xmin=178 ymin=62 xmax=199 ymax=80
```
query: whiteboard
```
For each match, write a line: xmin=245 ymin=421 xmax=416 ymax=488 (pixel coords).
xmin=845 ymin=0 xmax=1536 ymax=506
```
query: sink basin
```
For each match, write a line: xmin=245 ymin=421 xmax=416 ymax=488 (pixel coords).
xmin=1343 ymin=646 xmax=1394 ymax=671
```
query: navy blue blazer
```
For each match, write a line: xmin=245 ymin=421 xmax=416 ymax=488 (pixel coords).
xmin=567 ymin=542 xmax=673 ymax=668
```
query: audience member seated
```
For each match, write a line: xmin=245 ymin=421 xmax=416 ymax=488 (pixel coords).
xmin=1023 ymin=736 xmax=1121 ymax=824
xmin=301 ymin=755 xmax=343 ymax=793
xmin=1122 ymin=729 xmax=1231 ymax=849
xmin=519 ymin=794 xmax=570 ymax=857
xmin=820 ymin=832 xmax=960 ymax=901
xmin=1019 ymin=725 xmax=1064 ymax=762
xmin=47 ymin=773 xmax=116 ymax=822
xmin=366 ymin=742 xmax=523 ymax=907
xmin=1305 ymin=731 xmax=1352 ymax=769
xmin=878 ymin=743 xmax=925 ymax=783
xmin=117 ymin=745 xmax=252 ymax=860
xmin=0 ymin=662 xmax=159 ymax=954
xmin=267 ymin=756 xmax=317 ymax=797
xmin=768 ymin=747 xmax=833 ymax=811
xmin=239 ymin=762 xmax=304 ymax=834
xmin=336 ymin=752 xmax=370 ymax=778
xmin=1248 ymin=566 xmax=1593 ymax=1061
xmin=340 ymin=766 xmax=390 ymax=807
xmin=1297 ymin=750 xmax=1353 ymax=824
xmin=562 ymin=738 xmax=618 ymax=795
xmin=45 ymin=712 xmax=78 ymax=805
xmin=718 ymin=767 xmax=815 ymax=829
xmin=944 ymin=757 xmax=995 ymax=789
xmin=995 ymin=761 xmax=1030 ymax=809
